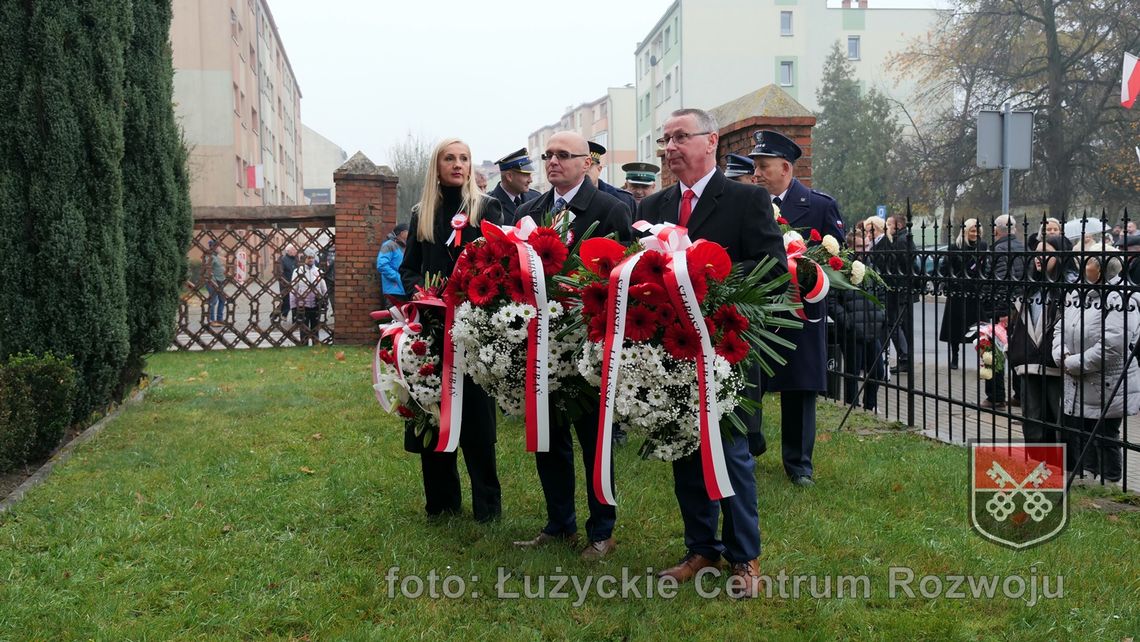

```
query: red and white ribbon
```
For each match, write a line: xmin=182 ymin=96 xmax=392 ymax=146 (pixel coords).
xmin=784 ymin=232 xmax=829 ymax=322
xmin=371 ymin=304 xmax=423 ymax=412
xmin=482 ymin=216 xmax=551 ymax=452
xmin=437 ymin=301 xmax=464 ymax=452
xmin=592 ymin=221 xmax=736 ymax=506
xmin=445 ymin=212 xmax=468 ymax=248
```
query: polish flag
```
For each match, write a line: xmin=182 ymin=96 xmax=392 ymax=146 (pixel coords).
xmin=1123 ymin=52 xmax=1140 ymax=109
xmin=246 ymin=164 xmax=264 ymax=189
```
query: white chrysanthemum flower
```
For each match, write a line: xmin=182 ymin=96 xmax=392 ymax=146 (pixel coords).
xmin=982 ymin=351 xmax=993 ymax=366
xmin=979 ymin=366 xmax=994 ymax=380
xmin=547 ymin=301 xmax=563 ymax=318
xmin=850 ymin=260 xmax=866 ymax=285
xmin=822 ymin=234 xmax=840 ymax=256
xmin=479 ymin=345 xmax=496 ymax=364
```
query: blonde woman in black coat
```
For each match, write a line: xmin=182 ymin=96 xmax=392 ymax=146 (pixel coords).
xmin=399 ymin=137 xmax=503 ymax=522
xmin=939 ymin=218 xmax=987 ymax=369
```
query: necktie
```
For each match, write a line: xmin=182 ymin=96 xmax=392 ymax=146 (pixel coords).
xmin=679 ymin=189 xmax=696 ymax=227
xmin=773 ymin=196 xmax=782 ymax=207
xmin=552 ymin=197 xmax=567 ymax=214
xmin=514 ymin=195 xmax=522 ymax=207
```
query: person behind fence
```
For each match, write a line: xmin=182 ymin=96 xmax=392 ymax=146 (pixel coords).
xmin=939 ymin=218 xmax=986 ymax=369
xmin=1007 ymin=235 xmax=1071 ymax=444
xmin=376 ymin=223 xmax=408 ymax=307
xmin=290 ymin=248 xmax=327 ymax=345
xmin=1026 ymin=217 xmax=1062 ymax=254
xmin=201 ymin=240 xmax=227 ymax=328
xmin=274 ymin=244 xmax=297 ymax=323
xmin=829 ymin=225 xmax=886 ymax=411
xmin=887 ymin=214 xmax=917 ymax=374
xmin=1052 ymin=243 xmax=1139 ymax=483
xmin=399 ymin=137 xmax=503 ymax=523
xmin=320 ymin=235 xmax=336 ymax=311
xmin=983 ymin=214 xmax=1028 ymax=409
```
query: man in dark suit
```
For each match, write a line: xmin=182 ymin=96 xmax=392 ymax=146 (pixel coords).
xmin=512 ymin=131 xmax=632 ymax=562
xmin=750 ymin=129 xmax=846 ymax=489
xmin=586 ymin=141 xmax=637 ymax=217
xmin=488 ymin=148 xmax=540 ymax=226
xmin=637 ymin=108 xmax=787 ymax=599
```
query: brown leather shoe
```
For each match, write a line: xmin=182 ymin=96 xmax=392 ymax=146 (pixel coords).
xmin=512 ymin=531 xmax=579 ymax=549
xmin=656 ymin=552 xmax=720 ymax=582
xmin=726 ymin=559 xmax=762 ymax=599
xmin=580 ymin=537 xmax=616 ymax=561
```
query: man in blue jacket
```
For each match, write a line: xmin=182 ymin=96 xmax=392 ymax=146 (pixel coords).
xmin=376 ymin=223 xmax=408 ymax=306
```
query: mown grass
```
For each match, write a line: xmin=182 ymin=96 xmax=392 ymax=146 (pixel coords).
xmin=0 ymin=346 xmax=1137 ymax=641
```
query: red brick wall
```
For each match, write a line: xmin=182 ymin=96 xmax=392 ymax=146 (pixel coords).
xmin=658 ymin=115 xmax=817 ymax=189
xmin=333 ymin=161 xmax=399 ymax=344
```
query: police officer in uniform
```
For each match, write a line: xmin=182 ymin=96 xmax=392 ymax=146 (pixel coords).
xmin=489 ymin=148 xmax=541 ymax=226
xmin=723 ymin=153 xmax=755 ymax=183
xmin=586 ymin=141 xmax=637 ymax=217
xmin=750 ymin=129 xmax=845 ymax=487
xmin=621 ymin=161 xmax=660 ymax=205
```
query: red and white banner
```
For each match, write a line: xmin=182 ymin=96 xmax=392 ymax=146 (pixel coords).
xmin=371 ymin=304 xmax=423 ymax=412
xmin=592 ymin=221 xmax=736 ymax=506
xmin=482 ymin=217 xmax=552 ymax=453
xmin=1123 ymin=52 xmax=1140 ymax=109
xmin=245 ymin=164 xmax=264 ymax=189
xmin=235 ymin=249 xmax=248 ymax=284
xmin=784 ymin=232 xmax=829 ymax=322
xmin=437 ymin=302 xmax=464 ymax=452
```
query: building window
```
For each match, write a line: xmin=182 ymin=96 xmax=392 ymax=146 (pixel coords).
xmin=848 ymin=36 xmax=861 ymax=60
xmin=655 ymin=82 xmax=663 ymax=105
xmin=232 ymin=83 xmax=240 ymax=114
xmin=664 ymin=26 xmax=672 ymax=50
xmin=665 ymin=73 xmax=672 ymax=98
xmin=251 ymin=107 xmax=258 ymax=134
xmin=674 ymin=17 xmax=678 ymax=44
xmin=235 ymin=156 xmax=243 ymax=186
xmin=780 ymin=61 xmax=794 ymax=86
xmin=230 ymin=9 xmax=238 ymax=41
xmin=249 ymin=45 xmax=256 ymax=69
xmin=780 ymin=11 xmax=793 ymax=36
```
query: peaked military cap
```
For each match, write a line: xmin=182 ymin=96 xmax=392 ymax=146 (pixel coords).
xmin=622 ymin=162 xmax=660 ymax=185
xmin=724 ymin=153 xmax=755 ymax=178
xmin=748 ymin=129 xmax=802 ymax=163
xmin=495 ymin=148 xmax=534 ymax=173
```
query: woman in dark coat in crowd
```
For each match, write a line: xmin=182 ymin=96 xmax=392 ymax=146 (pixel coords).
xmin=400 ymin=137 xmax=504 ymax=522
xmin=939 ymin=218 xmax=987 ymax=369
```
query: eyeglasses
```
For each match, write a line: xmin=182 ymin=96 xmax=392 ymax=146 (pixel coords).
xmin=656 ymin=131 xmax=712 ymax=147
xmin=541 ymin=151 xmax=589 ymax=161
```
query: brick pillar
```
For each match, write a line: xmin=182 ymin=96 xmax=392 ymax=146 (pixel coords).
xmin=333 ymin=151 xmax=399 ymax=344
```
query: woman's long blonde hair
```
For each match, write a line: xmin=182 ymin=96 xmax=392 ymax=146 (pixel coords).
xmin=955 ymin=218 xmax=980 ymax=248
xmin=416 ymin=138 xmax=485 ymax=242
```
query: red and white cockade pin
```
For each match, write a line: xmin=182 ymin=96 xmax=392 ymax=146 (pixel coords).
xmin=446 ymin=212 xmax=468 ymax=247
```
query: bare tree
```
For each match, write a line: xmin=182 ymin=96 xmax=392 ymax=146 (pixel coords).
xmin=388 ymin=131 xmax=433 ymax=224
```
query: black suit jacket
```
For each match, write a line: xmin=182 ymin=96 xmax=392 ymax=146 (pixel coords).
xmin=516 ymin=177 xmax=633 ymax=243
xmin=399 ymin=197 xmax=504 ymax=292
xmin=489 ymin=184 xmax=540 ymax=226
xmin=635 ymin=169 xmax=786 ymax=275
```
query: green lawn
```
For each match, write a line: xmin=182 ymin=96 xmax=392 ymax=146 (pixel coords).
xmin=0 ymin=347 xmax=1137 ymax=641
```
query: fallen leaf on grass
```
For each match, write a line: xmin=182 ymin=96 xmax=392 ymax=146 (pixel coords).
xmin=222 ymin=524 xmax=233 ymax=533
xmin=891 ymin=483 xmax=903 ymax=493
xmin=192 ymin=501 xmax=205 ymax=509
xmin=818 ymin=433 xmax=832 ymax=443
xmin=198 ymin=371 xmax=209 ymax=378
xmin=335 ymin=351 xmax=346 ymax=361
xmin=134 ymin=491 xmax=146 ymax=504
xmin=186 ymin=377 xmax=198 ymax=382
xmin=300 ymin=466 xmax=315 ymax=475
xmin=1107 ymin=514 xmax=1120 ymax=523
xmin=310 ymin=433 xmax=323 ymax=441
xmin=257 ymin=368 xmax=265 ymax=375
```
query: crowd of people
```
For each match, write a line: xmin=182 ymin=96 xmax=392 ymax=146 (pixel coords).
xmin=836 ymin=213 xmax=1139 ymax=485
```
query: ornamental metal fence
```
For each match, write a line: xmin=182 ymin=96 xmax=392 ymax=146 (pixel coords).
xmin=173 ymin=207 xmax=336 ymax=350
xmin=826 ymin=207 xmax=1140 ymax=492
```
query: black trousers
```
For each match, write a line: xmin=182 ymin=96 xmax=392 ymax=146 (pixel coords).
xmin=414 ymin=377 xmax=501 ymax=521
xmin=1063 ymin=414 xmax=1123 ymax=483
xmin=780 ymin=390 xmax=817 ymax=478
xmin=534 ymin=408 xmax=615 ymax=542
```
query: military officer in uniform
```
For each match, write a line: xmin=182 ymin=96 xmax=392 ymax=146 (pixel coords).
xmin=621 ymin=162 xmax=659 ymax=205
xmin=750 ymin=129 xmax=845 ymax=488
xmin=723 ymin=153 xmax=755 ymax=183
xmin=489 ymin=148 xmax=541 ymax=226
xmin=586 ymin=141 xmax=637 ymax=218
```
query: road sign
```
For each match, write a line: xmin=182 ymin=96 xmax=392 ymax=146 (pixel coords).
xmin=876 ymin=205 xmax=887 ymax=218
xmin=977 ymin=109 xmax=1033 ymax=170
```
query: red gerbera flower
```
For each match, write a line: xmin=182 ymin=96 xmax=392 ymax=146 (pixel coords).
xmin=776 ymin=216 xmax=789 ymax=225
xmin=632 ymin=251 xmax=670 ymax=285
xmin=379 ymin=348 xmax=394 ymax=365
xmin=630 ymin=281 xmax=665 ymax=303
xmin=663 ymin=323 xmax=702 ymax=360
xmin=579 ymin=237 xmax=627 ymax=277
xmin=703 ymin=317 xmax=717 ymax=338
xmin=687 ymin=242 xmax=732 ymax=281
xmin=582 ymin=282 xmax=609 ymax=316
xmin=828 ymin=256 xmax=845 ymax=271
xmin=689 ymin=271 xmax=708 ymax=302
xmin=418 ymin=363 xmax=437 ymax=376
xmin=410 ymin=340 xmax=427 ymax=356
xmin=467 ymin=275 xmax=499 ymax=305
xmin=625 ymin=304 xmax=658 ymax=342
xmin=528 ymin=226 xmax=560 ymax=243
xmin=472 ymin=245 xmax=497 ymax=272
xmin=716 ymin=331 xmax=751 ymax=364
xmin=809 ymin=229 xmax=822 ymax=242
xmin=656 ymin=303 xmax=676 ymax=325
xmin=529 ymin=235 xmax=569 ymax=274
xmin=505 ymin=276 xmax=528 ymax=303
xmin=485 ymin=262 xmax=506 ymax=282
xmin=713 ymin=304 xmax=749 ymax=335
xmin=396 ymin=405 xmax=416 ymax=419
xmin=587 ymin=314 xmax=607 ymax=342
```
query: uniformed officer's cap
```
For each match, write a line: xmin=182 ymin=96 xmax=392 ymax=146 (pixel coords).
xmin=724 ymin=153 xmax=755 ymax=178
xmin=588 ymin=140 xmax=607 ymax=162
xmin=621 ymin=162 xmax=660 ymax=185
xmin=748 ymin=130 xmax=802 ymax=163
xmin=495 ymin=148 xmax=534 ymax=173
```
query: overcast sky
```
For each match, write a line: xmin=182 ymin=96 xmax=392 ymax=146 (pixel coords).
xmin=268 ymin=0 xmax=946 ymax=167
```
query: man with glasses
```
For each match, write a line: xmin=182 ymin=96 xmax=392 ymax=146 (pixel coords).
xmin=750 ymin=129 xmax=846 ymax=490
xmin=513 ymin=131 xmax=632 ymax=562
xmin=636 ymin=108 xmax=787 ymax=599
xmin=489 ymin=147 xmax=540 ymax=226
